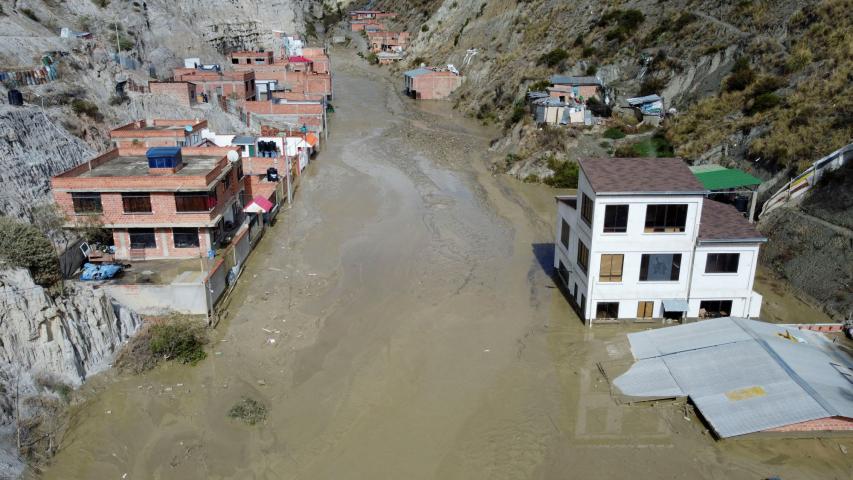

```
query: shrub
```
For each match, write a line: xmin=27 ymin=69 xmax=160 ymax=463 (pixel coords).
xmin=70 ymin=99 xmax=101 ymax=119
xmin=537 ymin=48 xmax=569 ymax=67
xmin=228 ymin=397 xmax=268 ymax=425
xmin=505 ymin=102 xmax=526 ymax=128
xmin=0 ymin=216 xmax=61 ymax=286
xmin=544 ymin=157 xmax=580 ymax=188
xmin=581 ymin=46 xmax=596 ymax=58
xmin=585 ymin=63 xmax=598 ymax=75
xmin=91 ymin=0 xmax=110 ymax=7
xmin=365 ymin=52 xmax=378 ymax=65
xmin=600 ymin=9 xmax=645 ymax=41
xmin=639 ymin=77 xmax=667 ymax=96
xmin=744 ymin=93 xmax=782 ymax=115
xmin=724 ymin=57 xmax=755 ymax=92
xmin=149 ymin=321 xmax=208 ymax=365
xmin=410 ymin=56 xmax=426 ymax=67
xmin=528 ymin=79 xmax=550 ymax=92
xmin=615 ymin=132 xmax=674 ymax=157
xmin=673 ymin=12 xmax=698 ymax=30
xmin=603 ymin=127 xmax=626 ymax=139
xmin=109 ymin=95 xmax=129 ymax=106
xmin=421 ymin=24 xmax=429 ymax=32
xmin=587 ymin=97 xmax=611 ymax=117
xmin=21 ymin=8 xmax=39 ymax=22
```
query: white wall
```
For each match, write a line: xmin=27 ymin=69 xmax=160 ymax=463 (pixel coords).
xmin=553 ymin=168 xmax=762 ymax=322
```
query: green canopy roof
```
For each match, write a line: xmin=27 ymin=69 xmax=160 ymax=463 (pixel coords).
xmin=689 ymin=167 xmax=762 ymax=191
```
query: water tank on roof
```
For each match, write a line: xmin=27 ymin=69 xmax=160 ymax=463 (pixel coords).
xmin=146 ymin=146 xmax=182 ymax=169
xmin=267 ymin=167 xmax=279 ymax=182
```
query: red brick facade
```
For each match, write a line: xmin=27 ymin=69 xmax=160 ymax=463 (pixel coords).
xmin=764 ymin=416 xmax=853 ymax=433
xmin=51 ymin=147 xmax=245 ymax=260
xmin=111 ymin=119 xmax=207 ymax=148
xmin=406 ymin=71 xmax=463 ymax=100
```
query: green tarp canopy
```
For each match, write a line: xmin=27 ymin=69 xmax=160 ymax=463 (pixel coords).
xmin=689 ymin=165 xmax=762 ymax=191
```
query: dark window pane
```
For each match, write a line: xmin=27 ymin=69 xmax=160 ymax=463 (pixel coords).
xmin=71 ymin=192 xmax=102 ymax=214
xmin=122 ymin=193 xmax=151 ymax=213
xmin=640 ymin=253 xmax=681 ymax=281
xmin=705 ymin=253 xmax=740 ymax=273
xmin=173 ymin=228 xmax=200 ymax=248
xmin=603 ymin=205 xmax=628 ymax=233
xmin=581 ymin=194 xmax=593 ymax=226
xmin=596 ymin=302 xmax=619 ymax=319
xmin=560 ymin=219 xmax=570 ymax=249
xmin=175 ymin=191 xmax=217 ymax=212
xmin=699 ymin=300 xmax=734 ymax=318
xmin=128 ymin=228 xmax=156 ymax=249
xmin=644 ymin=204 xmax=687 ymax=233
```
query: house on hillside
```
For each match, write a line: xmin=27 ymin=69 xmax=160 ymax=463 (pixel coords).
xmin=532 ymin=97 xmax=590 ymax=126
xmin=367 ymin=31 xmax=410 ymax=53
xmin=110 ymin=119 xmax=207 ymax=148
xmin=549 ymin=75 xmax=603 ymax=101
xmin=51 ymin=147 xmax=245 ymax=261
xmin=553 ymin=157 xmax=766 ymax=324
xmin=626 ymin=94 xmax=664 ymax=125
xmin=403 ymin=67 xmax=463 ymax=100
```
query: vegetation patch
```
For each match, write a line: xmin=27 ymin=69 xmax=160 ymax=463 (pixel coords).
xmin=0 ymin=216 xmax=61 ymax=286
xmin=115 ymin=315 xmax=208 ymax=373
xmin=537 ymin=48 xmax=568 ymax=68
xmin=544 ymin=156 xmax=580 ymax=188
xmin=70 ymin=99 xmax=101 ymax=120
xmin=228 ymin=397 xmax=268 ymax=425
xmin=603 ymin=127 xmax=626 ymax=140
xmin=615 ymin=132 xmax=674 ymax=158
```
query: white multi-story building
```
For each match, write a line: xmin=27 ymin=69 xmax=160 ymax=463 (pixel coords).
xmin=553 ymin=157 xmax=766 ymax=324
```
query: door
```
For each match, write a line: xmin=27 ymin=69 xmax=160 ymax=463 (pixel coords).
xmin=248 ymin=145 xmax=256 ymax=156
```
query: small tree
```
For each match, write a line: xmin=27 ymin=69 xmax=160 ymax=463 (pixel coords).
xmin=0 ymin=216 xmax=61 ymax=286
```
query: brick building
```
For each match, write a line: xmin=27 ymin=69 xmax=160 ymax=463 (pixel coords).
xmin=110 ymin=119 xmax=208 ymax=148
xmin=172 ymin=68 xmax=257 ymax=101
xmin=51 ymin=147 xmax=245 ymax=261
xmin=229 ymin=51 xmax=332 ymax=100
xmin=367 ymin=31 xmax=410 ymax=53
xmin=548 ymin=75 xmax=603 ymax=101
xmin=229 ymin=51 xmax=274 ymax=66
xmin=403 ymin=67 xmax=463 ymax=100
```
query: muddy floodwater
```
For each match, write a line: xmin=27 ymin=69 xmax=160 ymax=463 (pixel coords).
xmin=43 ymin=50 xmax=851 ymax=479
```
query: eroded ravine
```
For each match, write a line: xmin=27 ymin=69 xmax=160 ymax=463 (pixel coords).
xmin=43 ymin=49 xmax=851 ymax=480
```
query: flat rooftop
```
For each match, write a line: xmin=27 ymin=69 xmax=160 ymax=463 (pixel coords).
xmin=77 ymin=154 xmax=222 ymax=178
xmin=111 ymin=120 xmax=206 ymax=136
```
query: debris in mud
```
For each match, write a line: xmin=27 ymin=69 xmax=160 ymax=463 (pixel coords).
xmin=228 ymin=397 xmax=268 ymax=425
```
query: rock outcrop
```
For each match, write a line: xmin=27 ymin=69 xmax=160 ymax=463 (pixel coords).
xmin=0 ymin=268 xmax=141 ymax=425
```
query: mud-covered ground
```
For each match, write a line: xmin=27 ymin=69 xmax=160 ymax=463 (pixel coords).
xmin=40 ymin=49 xmax=851 ymax=480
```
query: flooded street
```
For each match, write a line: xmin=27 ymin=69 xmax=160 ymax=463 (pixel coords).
xmin=43 ymin=50 xmax=851 ymax=479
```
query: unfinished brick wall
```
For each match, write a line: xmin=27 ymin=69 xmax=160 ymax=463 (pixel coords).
xmin=764 ymin=416 xmax=853 ymax=433
xmin=411 ymin=73 xmax=463 ymax=100
xmin=149 ymin=82 xmax=196 ymax=107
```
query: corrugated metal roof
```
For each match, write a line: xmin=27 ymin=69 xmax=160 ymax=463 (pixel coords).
xmin=689 ymin=164 xmax=727 ymax=174
xmin=627 ymin=94 xmax=662 ymax=106
xmin=232 ymin=135 xmax=256 ymax=145
xmin=614 ymin=317 xmax=853 ymax=438
xmin=662 ymin=298 xmax=689 ymax=312
xmin=550 ymin=75 xmax=601 ymax=86
xmin=692 ymin=167 xmax=762 ymax=190
xmin=404 ymin=67 xmax=433 ymax=77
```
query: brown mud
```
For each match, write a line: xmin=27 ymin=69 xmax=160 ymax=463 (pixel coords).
xmin=40 ymin=49 xmax=851 ymax=480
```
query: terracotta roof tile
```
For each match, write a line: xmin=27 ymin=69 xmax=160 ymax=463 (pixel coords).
xmin=579 ymin=157 xmax=706 ymax=194
xmin=698 ymin=200 xmax=766 ymax=242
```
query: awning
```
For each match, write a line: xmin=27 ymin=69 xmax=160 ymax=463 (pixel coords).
xmin=243 ymin=195 xmax=274 ymax=214
xmin=305 ymin=132 xmax=318 ymax=147
xmin=662 ymin=299 xmax=689 ymax=312
xmin=690 ymin=167 xmax=762 ymax=191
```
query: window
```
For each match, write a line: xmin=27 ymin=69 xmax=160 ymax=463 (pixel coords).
xmin=639 ymin=253 xmax=682 ymax=281
xmin=128 ymin=228 xmax=156 ymax=249
xmin=173 ymin=228 xmax=200 ymax=248
xmin=71 ymin=192 xmax=102 ymax=214
xmin=580 ymin=193 xmax=593 ymax=226
xmin=603 ymin=205 xmax=629 ymax=233
xmin=705 ymin=253 xmax=740 ymax=274
xmin=557 ymin=261 xmax=569 ymax=286
xmin=576 ymin=240 xmax=589 ymax=274
xmin=580 ymin=294 xmax=586 ymax=316
xmin=231 ymin=58 xmax=239 ymax=64
xmin=699 ymin=300 xmax=733 ymax=318
xmin=637 ymin=301 xmax=654 ymax=318
xmin=560 ymin=219 xmax=570 ymax=249
xmin=644 ymin=204 xmax=688 ymax=233
xmin=596 ymin=302 xmax=619 ymax=319
xmin=122 ymin=193 xmax=151 ymax=213
xmin=599 ymin=254 xmax=623 ymax=282
xmin=175 ymin=191 xmax=217 ymax=212
xmin=236 ymin=164 xmax=244 ymax=180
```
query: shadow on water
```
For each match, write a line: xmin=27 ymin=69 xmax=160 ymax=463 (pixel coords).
xmin=531 ymin=243 xmax=555 ymax=276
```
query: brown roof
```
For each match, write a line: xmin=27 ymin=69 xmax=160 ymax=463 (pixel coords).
xmin=578 ymin=157 xmax=706 ymax=194
xmin=698 ymin=200 xmax=766 ymax=242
